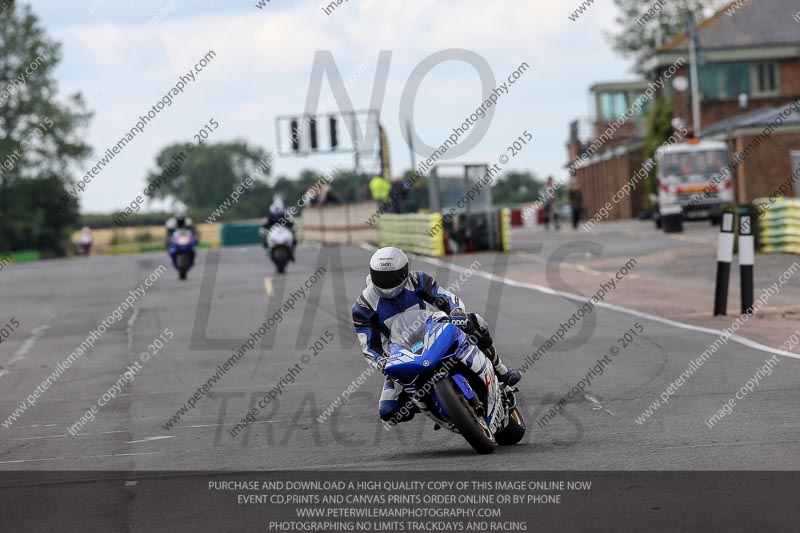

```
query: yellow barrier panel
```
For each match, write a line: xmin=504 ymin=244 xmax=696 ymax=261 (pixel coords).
xmin=378 ymin=213 xmax=445 ymax=257
xmin=501 ymin=208 xmax=511 ymax=252
xmin=754 ymin=198 xmax=800 ymax=254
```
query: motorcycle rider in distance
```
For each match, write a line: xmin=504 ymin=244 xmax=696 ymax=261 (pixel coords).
xmin=352 ymin=247 xmax=521 ymax=424
xmin=77 ymin=227 xmax=93 ymax=256
xmin=262 ymin=196 xmax=297 ymax=261
xmin=165 ymin=210 xmax=198 ymax=247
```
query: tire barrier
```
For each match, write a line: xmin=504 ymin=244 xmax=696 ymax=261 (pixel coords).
xmin=378 ymin=213 xmax=445 ymax=257
xmin=755 ymin=197 xmax=800 ymax=254
xmin=500 ymin=208 xmax=512 ymax=252
xmin=510 ymin=208 xmax=523 ymax=227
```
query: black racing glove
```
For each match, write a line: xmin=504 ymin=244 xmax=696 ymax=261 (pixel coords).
xmin=449 ymin=308 xmax=468 ymax=328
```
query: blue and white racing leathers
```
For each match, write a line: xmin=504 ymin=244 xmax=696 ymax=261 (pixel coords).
xmin=351 ymin=271 xmax=504 ymax=421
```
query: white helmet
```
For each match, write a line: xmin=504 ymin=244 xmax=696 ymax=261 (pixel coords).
xmin=369 ymin=247 xmax=409 ymax=299
xmin=270 ymin=196 xmax=285 ymax=215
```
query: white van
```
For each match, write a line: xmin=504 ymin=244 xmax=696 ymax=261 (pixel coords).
xmin=654 ymin=139 xmax=734 ymax=232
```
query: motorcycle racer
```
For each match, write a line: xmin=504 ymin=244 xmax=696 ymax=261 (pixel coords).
xmin=262 ymin=197 xmax=297 ymax=260
xmin=352 ymin=247 xmax=521 ymax=424
xmin=165 ymin=210 xmax=198 ymax=246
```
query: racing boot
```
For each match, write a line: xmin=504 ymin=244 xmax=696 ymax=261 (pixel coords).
xmin=379 ymin=378 xmax=419 ymax=426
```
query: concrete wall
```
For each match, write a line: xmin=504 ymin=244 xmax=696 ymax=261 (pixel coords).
xmin=300 ymin=201 xmax=379 ymax=244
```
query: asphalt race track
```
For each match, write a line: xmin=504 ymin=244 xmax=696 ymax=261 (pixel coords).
xmin=2 ymin=238 xmax=799 ymax=473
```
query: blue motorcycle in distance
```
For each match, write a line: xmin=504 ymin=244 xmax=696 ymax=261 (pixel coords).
xmin=384 ymin=310 xmax=526 ymax=454
xmin=169 ymin=228 xmax=197 ymax=280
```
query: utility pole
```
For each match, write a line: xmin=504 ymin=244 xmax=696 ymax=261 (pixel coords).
xmin=406 ymin=119 xmax=416 ymax=176
xmin=687 ymin=9 xmax=702 ymax=135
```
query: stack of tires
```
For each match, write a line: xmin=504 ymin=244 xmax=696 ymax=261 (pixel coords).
xmin=757 ymin=198 xmax=800 ymax=254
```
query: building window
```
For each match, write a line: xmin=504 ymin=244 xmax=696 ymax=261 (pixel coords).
xmin=632 ymin=93 xmax=651 ymax=116
xmin=697 ymin=65 xmax=718 ymax=100
xmin=698 ymin=62 xmax=750 ymax=100
xmin=598 ymin=91 xmax=628 ymax=121
xmin=720 ymin=63 xmax=750 ymax=99
xmin=752 ymin=62 xmax=778 ymax=96
xmin=697 ymin=61 xmax=780 ymax=100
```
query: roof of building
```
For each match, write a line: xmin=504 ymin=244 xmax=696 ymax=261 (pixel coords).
xmin=660 ymin=0 xmax=800 ymax=52
xmin=656 ymin=140 xmax=729 ymax=155
xmin=565 ymin=136 xmax=644 ymax=170
xmin=589 ymin=80 xmax=650 ymax=92
xmin=701 ymin=102 xmax=800 ymax=136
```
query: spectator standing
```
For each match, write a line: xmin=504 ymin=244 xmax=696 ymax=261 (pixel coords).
xmin=568 ymin=176 xmax=583 ymax=230
xmin=390 ymin=178 xmax=405 ymax=214
xmin=543 ymin=176 xmax=559 ymax=231
xmin=369 ymin=175 xmax=391 ymax=212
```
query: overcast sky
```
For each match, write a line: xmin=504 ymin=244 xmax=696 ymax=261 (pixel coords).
xmin=27 ymin=0 xmax=634 ymax=214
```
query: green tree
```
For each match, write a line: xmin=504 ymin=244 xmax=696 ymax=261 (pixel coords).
xmin=146 ymin=141 xmax=271 ymax=212
xmin=273 ymin=169 xmax=323 ymax=207
xmin=645 ymin=97 xmax=674 ymax=195
xmin=607 ymin=0 xmax=727 ymax=71
xmin=4 ymin=176 xmax=81 ymax=257
xmin=329 ymin=170 xmax=371 ymax=204
xmin=403 ymin=169 xmax=429 ymax=210
xmin=0 ymin=3 xmax=92 ymax=254
xmin=491 ymin=171 xmax=542 ymax=205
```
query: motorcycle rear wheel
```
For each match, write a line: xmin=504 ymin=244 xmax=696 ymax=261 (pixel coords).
xmin=434 ymin=378 xmax=497 ymax=454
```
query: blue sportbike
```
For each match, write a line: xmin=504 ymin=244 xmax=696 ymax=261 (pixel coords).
xmin=385 ymin=310 xmax=526 ymax=454
xmin=168 ymin=228 xmax=197 ymax=281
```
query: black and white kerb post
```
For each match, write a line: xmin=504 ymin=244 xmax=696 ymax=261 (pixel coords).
xmin=714 ymin=212 xmax=735 ymax=316
xmin=739 ymin=213 xmax=754 ymax=314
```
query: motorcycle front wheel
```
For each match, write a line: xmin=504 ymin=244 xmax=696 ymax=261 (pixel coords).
xmin=176 ymin=253 xmax=189 ymax=280
xmin=434 ymin=378 xmax=497 ymax=454
xmin=271 ymin=247 xmax=289 ymax=274
xmin=495 ymin=406 xmax=526 ymax=445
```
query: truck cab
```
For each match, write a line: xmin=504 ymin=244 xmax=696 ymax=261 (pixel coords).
xmin=654 ymin=139 xmax=733 ymax=232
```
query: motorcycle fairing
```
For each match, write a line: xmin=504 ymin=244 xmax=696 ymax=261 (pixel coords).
xmin=385 ymin=315 xmax=505 ymax=431
xmin=169 ymin=230 xmax=196 ymax=270
xmin=266 ymin=225 xmax=294 ymax=248
xmin=450 ymin=339 xmax=503 ymax=428
xmin=384 ymin=321 xmax=460 ymax=382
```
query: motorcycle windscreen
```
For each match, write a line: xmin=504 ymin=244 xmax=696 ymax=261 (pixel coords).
xmin=267 ymin=226 xmax=294 ymax=246
xmin=171 ymin=229 xmax=194 ymax=248
xmin=385 ymin=313 xmax=460 ymax=381
xmin=388 ymin=309 xmax=431 ymax=352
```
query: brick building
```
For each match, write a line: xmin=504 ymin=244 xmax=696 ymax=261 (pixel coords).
xmin=567 ymin=0 xmax=800 ymax=220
